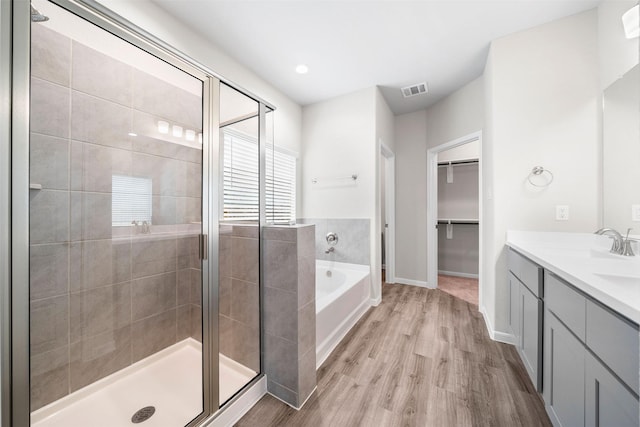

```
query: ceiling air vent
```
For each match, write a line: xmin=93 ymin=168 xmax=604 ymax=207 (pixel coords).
xmin=401 ymin=82 xmax=428 ymax=98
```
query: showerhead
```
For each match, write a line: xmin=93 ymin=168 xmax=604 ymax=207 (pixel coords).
xmin=31 ymin=5 xmax=49 ymax=22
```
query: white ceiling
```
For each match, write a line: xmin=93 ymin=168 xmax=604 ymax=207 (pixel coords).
xmin=152 ymin=0 xmax=601 ymax=114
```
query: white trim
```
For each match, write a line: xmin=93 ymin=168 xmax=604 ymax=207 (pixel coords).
xmin=438 ymin=270 xmax=479 ymax=279
xmin=380 ymin=141 xmax=396 ymax=285
xmin=370 ymin=296 xmax=382 ymax=306
xmin=204 ymin=376 xmax=267 ymax=427
xmin=479 ymin=305 xmax=516 ymax=345
xmin=426 ymin=131 xmax=483 ymax=309
xmin=316 ymin=299 xmax=371 ymax=369
xmin=266 ymin=384 xmax=317 ymax=411
xmin=394 ymin=277 xmax=434 ymax=289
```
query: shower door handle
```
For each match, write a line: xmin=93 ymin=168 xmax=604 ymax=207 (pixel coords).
xmin=199 ymin=234 xmax=208 ymax=260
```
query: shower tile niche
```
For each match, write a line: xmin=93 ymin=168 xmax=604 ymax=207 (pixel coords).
xmin=29 ymin=24 xmax=203 ymax=411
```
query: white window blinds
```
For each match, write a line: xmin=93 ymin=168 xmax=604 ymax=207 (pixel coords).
xmin=266 ymin=147 xmax=296 ymax=224
xmin=222 ymin=129 xmax=296 ymax=223
xmin=223 ymin=131 xmax=260 ymax=221
xmin=112 ymin=175 xmax=152 ymax=226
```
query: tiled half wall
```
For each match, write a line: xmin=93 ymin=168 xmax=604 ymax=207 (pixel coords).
xmin=263 ymin=225 xmax=317 ymax=408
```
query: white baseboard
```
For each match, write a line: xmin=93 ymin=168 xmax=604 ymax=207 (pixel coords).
xmin=205 ymin=376 xmax=267 ymax=427
xmin=395 ymin=277 xmax=434 ymax=288
xmin=479 ymin=305 xmax=516 ymax=345
xmin=438 ymin=270 xmax=479 ymax=279
xmin=316 ymin=299 xmax=371 ymax=369
xmin=370 ymin=295 xmax=382 ymax=306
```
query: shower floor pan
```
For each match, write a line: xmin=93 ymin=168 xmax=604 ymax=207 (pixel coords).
xmin=31 ymin=339 xmax=256 ymax=427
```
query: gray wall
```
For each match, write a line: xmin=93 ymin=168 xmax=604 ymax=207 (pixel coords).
xmin=300 ymin=218 xmax=370 ymax=266
xmin=29 ymin=25 xmax=203 ymax=410
xmin=394 ymin=77 xmax=484 ymax=285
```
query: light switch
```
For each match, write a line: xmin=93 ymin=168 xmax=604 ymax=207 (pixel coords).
xmin=632 ymin=205 xmax=640 ymax=222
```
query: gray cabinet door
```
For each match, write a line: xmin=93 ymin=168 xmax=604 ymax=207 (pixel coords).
xmin=544 ymin=310 xmax=585 ymax=427
xmin=520 ymin=284 xmax=542 ymax=392
xmin=509 ymin=272 xmax=521 ymax=340
xmin=585 ymin=352 xmax=639 ymax=427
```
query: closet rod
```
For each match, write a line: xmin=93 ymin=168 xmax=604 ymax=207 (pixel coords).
xmin=437 ymin=219 xmax=479 ymax=225
xmin=437 ymin=159 xmax=479 ymax=167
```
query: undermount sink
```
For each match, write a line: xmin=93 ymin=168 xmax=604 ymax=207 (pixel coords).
xmin=594 ymin=273 xmax=640 ymax=285
xmin=591 ymin=258 xmax=640 ymax=283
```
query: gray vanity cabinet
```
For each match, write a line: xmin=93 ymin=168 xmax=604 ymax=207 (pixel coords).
xmin=585 ymin=351 xmax=639 ymax=427
xmin=507 ymin=249 xmax=543 ymax=391
xmin=543 ymin=271 xmax=639 ymax=427
xmin=508 ymin=272 xmax=520 ymax=338
xmin=543 ymin=309 xmax=585 ymax=427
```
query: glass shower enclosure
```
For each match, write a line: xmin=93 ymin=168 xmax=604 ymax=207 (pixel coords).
xmin=2 ymin=0 xmax=272 ymax=425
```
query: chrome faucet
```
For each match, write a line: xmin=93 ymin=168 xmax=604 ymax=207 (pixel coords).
xmin=325 ymin=232 xmax=338 ymax=254
xmin=594 ymin=228 xmax=633 ymax=256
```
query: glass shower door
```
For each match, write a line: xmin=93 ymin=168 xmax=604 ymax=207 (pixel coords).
xmin=218 ymin=84 xmax=262 ymax=405
xmin=27 ymin=1 xmax=207 ymax=425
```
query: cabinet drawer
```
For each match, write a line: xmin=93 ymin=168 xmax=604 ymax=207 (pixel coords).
xmin=586 ymin=300 xmax=639 ymax=395
xmin=508 ymin=249 xmax=543 ymax=297
xmin=545 ymin=271 xmax=586 ymax=342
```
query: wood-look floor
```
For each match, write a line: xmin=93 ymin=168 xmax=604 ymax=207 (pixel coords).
xmin=236 ymin=283 xmax=551 ymax=427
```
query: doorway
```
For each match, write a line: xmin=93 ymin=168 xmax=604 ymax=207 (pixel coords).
xmin=426 ymin=131 xmax=482 ymax=307
xmin=380 ymin=142 xmax=395 ymax=285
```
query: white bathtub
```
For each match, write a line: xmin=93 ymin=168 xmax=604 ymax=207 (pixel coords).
xmin=315 ymin=260 xmax=371 ymax=368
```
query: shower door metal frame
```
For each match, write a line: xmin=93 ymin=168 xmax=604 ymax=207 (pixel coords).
xmin=5 ymin=0 xmax=275 ymax=424
xmin=8 ymin=1 xmax=32 ymax=425
xmin=0 ymin=0 xmax=10 ymax=421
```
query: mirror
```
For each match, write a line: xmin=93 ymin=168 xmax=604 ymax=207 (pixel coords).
xmin=602 ymin=63 xmax=640 ymax=234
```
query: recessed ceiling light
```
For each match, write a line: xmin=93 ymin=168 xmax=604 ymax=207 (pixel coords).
xmin=128 ymin=132 xmax=137 ymax=137
xmin=295 ymin=64 xmax=309 ymax=74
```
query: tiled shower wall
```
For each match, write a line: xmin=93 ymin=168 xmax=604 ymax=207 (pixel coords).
xmin=29 ymin=25 xmax=203 ymax=410
xmin=219 ymin=224 xmax=260 ymax=373
xmin=299 ymin=218 xmax=370 ymax=265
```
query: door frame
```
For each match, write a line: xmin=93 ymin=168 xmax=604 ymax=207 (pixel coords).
xmin=380 ymin=142 xmax=396 ymax=284
xmin=426 ymin=131 xmax=483 ymax=307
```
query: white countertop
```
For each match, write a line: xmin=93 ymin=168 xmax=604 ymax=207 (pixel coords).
xmin=506 ymin=231 xmax=640 ymax=324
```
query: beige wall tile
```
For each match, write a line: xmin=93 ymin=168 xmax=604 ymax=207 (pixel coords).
xmin=30 ymin=243 xmax=68 ymax=300
xmin=131 ymin=272 xmax=177 ymax=321
xmin=131 ymin=309 xmax=177 ymax=362
xmin=72 ymin=42 xmax=132 ymax=106
xmin=31 ymin=78 xmax=70 ymax=138
xmin=31 ymin=25 xmax=70 ymax=87
xmin=69 ymin=326 xmax=131 ymax=391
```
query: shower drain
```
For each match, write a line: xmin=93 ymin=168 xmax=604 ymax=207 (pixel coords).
xmin=131 ymin=406 xmax=156 ymax=424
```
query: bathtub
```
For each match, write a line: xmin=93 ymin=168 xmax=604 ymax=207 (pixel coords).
xmin=315 ymin=260 xmax=371 ymax=368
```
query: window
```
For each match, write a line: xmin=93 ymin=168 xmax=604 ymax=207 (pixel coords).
xmin=266 ymin=147 xmax=296 ymax=224
xmin=222 ymin=129 xmax=296 ymax=223
xmin=112 ymin=175 xmax=152 ymax=226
